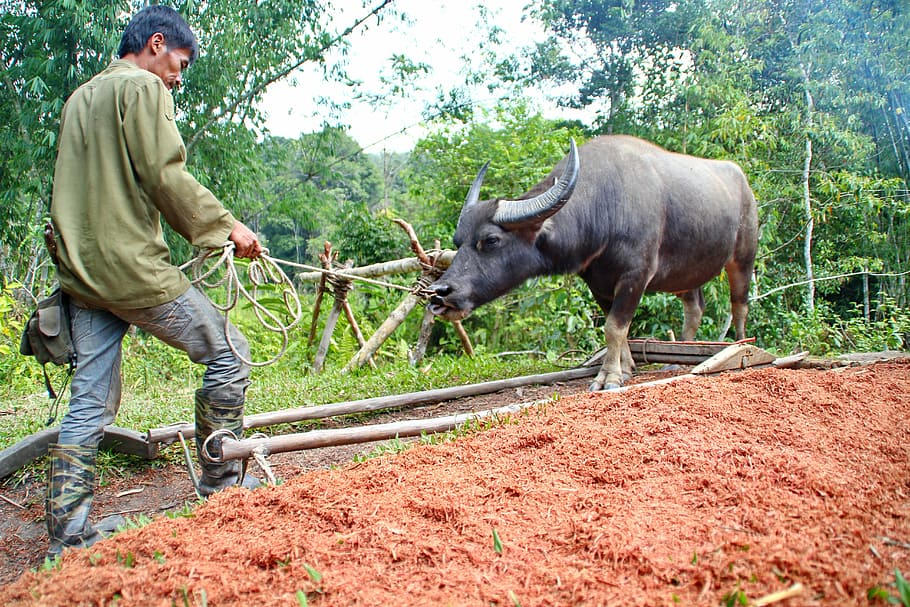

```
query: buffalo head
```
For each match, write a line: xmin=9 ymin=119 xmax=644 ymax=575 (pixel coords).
xmin=428 ymin=139 xmax=579 ymax=321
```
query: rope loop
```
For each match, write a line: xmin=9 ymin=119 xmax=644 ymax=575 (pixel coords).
xmin=200 ymin=428 xmax=238 ymax=464
xmin=183 ymin=243 xmax=303 ymax=367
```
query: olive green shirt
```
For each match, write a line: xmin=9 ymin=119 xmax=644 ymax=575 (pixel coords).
xmin=51 ymin=59 xmax=235 ymax=309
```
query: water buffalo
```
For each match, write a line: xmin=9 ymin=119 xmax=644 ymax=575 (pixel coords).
xmin=427 ymin=135 xmax=759 ymax=390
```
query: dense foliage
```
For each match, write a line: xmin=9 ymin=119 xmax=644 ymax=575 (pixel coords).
xmin=0 ymin=0 xmax=907 ymax=398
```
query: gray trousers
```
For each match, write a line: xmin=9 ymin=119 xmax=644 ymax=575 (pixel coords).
xmin=58 ymin=285 xmax=250 ymax=446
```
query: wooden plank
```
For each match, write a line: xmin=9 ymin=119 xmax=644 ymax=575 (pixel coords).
xmin=586 ymin=338 xmax=757 ymax=366
xmin=691 ymin=343 xmax=777 ymax=374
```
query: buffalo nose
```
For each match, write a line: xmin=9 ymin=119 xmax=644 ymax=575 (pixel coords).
xmin=430 ymin=283 xmax=451 ymax=297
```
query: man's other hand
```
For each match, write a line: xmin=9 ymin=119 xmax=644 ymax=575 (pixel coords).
xmin=229 ymin=220 xmax=263 ymax=259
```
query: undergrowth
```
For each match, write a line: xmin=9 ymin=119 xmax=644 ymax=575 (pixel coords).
xmin=0 ymin=306 xmax=564 ymax=484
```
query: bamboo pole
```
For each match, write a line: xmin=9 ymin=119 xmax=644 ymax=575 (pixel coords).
xmin=295 ymin=251 xmax=454 ymax=285
xmin=215 ymin=371 xmax=699 ymax=462
xmin=219 ymin=402 xmax=528 ymax=461
xmin=145 ymin=366 xmax=601 ymax=445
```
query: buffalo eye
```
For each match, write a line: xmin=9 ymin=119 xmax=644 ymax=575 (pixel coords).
xmin=478 ymin=234 xmax=500 ymax=252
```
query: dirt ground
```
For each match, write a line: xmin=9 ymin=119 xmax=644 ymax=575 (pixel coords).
xmin=1 ymin=355 xmax=909 ymax=606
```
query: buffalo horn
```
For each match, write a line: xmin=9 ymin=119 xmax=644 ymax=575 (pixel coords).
xmin=493 ymin=138 xmax=579 ymax=228
xmin=456 ymin=161 xmax=490 ymax=230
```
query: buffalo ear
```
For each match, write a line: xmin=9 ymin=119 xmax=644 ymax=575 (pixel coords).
xmin=505 ymin=217 xmax=547 ymax=245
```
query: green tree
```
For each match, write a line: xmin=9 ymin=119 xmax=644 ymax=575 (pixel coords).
xmin=405 ymin=99 xmax=586 ymax=242
xmin=529 ymin=0 xmax=708 ymax=134
xmin=256 ymin=127 xmax=392 ymax=265
xmin=0 ymin=0 xmax=394 ymax=292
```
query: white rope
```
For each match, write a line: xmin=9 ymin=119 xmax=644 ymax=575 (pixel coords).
xmin=182 ymin=244 xmax=303 ymax=367
xmin=181 ymin=243 xmax=444 ymax=367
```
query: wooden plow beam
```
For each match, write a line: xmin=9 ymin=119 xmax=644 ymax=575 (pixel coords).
xmin=215 ymin=370 xmax=698 ymax=462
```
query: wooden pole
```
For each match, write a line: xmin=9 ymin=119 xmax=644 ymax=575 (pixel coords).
xmin=145 ymin=366 xmax=601 ymax=445
xmin=342 ymin=291 xmax=423 ymax=372
xmin=409 ymin=307 xmax=436 ymax=365
xmin=452 ymin=320 xmax=474 ymax=357
xmin=342 ymin=298 xmax=376 ymax=369
xmin=306 ymin=242 xmax=334 ymax=348
xmin=220 ymin=403 xmax=529 ymax=461
xmin=306 ymin=277 xmax=326 ymax=349
xmin=295 ymin=251 xmax=454 ymax=285
xmin=313 ymin=297 xmax=344 ymax=373
xmin=216 ymin=371 xmax=698 ymax=462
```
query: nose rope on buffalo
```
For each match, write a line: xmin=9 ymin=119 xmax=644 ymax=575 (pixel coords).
xmin=182 ymin=241 xmax=444 ymax=367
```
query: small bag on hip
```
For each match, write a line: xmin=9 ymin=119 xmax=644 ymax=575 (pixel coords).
xmin=20 ymin=288 xmax=76 ymax=400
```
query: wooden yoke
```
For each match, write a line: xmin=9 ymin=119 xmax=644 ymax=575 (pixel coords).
xmin=342 ymin=220 xmax=473 ymax=373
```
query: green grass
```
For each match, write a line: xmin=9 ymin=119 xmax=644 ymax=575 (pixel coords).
xmin=0 ymin=323 xmax=564 ymax=483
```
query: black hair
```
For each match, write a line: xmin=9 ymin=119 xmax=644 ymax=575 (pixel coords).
xmin=117 ymin=5 xmax=199 ymax=64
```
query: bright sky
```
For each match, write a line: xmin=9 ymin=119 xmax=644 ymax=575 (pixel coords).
xmin=257 ymin=1 xmax=553 ymax=153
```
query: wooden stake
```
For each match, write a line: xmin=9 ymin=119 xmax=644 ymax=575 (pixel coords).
xmin=453 ymin=320 xmax=474 ymax=357
xmin=410 ymin=307 xmax=437 ymax=365
xmin=342 ymin=298 xmax=375 ymax=369
xmin=313 ymin=297 xmax=344 ymax=373
xmin=343 ymin=291 xmax=422 ymax=372
xmin=306 ymin=242 xmax=334 ymax=348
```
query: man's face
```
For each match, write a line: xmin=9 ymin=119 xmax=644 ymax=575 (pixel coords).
xmin=149 ymin=46 xmax=191 ymax=91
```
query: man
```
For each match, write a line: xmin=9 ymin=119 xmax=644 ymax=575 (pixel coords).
xmin=47 ymin=5 xmax=260 ymax=557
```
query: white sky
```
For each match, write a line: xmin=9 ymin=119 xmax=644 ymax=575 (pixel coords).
xmin=257 ymin=1 xmax=554 ymax=152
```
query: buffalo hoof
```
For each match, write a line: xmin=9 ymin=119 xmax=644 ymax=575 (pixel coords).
xmin=589 ymin=380 xmax=622 ymax=391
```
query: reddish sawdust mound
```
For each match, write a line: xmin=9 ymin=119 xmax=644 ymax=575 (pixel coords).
xmin=1 ymin=361 xmax=909 ymax=606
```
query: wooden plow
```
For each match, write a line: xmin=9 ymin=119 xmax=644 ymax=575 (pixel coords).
xmin=0 ymin=341 xmax=803 ymax=479
xmin=301 ymin=220 xmax=472 ymax=372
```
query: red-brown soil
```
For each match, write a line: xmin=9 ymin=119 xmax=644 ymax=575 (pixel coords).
xmin=1 ymin=358 xmax=909 ymax=606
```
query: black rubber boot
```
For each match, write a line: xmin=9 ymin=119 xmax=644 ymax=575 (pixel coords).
xmin=45 ymin=444 xmax=125 ymax=557
xmin=194 ymin=390 xmax=260 ymax=497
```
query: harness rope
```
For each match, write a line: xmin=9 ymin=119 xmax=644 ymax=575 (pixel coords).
xmin=182 ymin=243 xmax=441 ymax=367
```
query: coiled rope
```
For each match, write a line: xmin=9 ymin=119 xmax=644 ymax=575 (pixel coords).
xmin=183 ymin=244 xmax=302 ymax=367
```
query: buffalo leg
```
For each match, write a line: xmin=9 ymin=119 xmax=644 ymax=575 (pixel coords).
xmin=620 ymin=337 xmax=634 ymax=381
xmin=677 ymin=287 xmax=705 ymax=341
xmin=726 ymin=261 xmax=753 ymax=341
xmin=590 ymin=286 xmax=643 ymax=391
